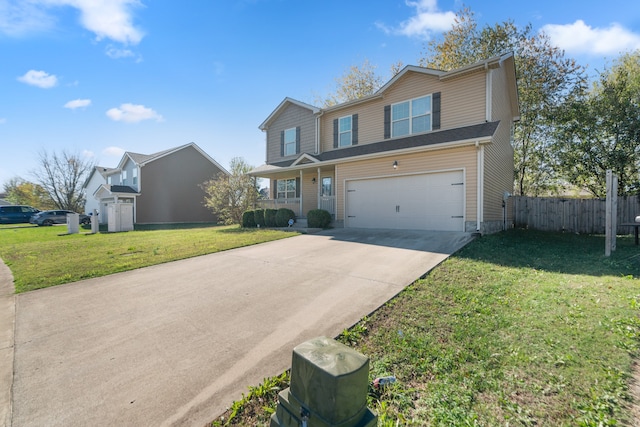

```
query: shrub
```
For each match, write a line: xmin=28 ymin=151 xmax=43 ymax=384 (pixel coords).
xmin=264 ymin=209 xmax=277 ymax=227
xmin=254 ymin=209 xmax=265 ymax=227
xmin=307 ymin=209 xmax=332 ymax=228
xmin=275 ymin=208 xmax=296 ymax=227
xmin=242 ymin=210 xmax=256 ymax=228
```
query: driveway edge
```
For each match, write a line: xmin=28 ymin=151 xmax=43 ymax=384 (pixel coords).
xmin=0 ymin=257 xmax=15 ymax=427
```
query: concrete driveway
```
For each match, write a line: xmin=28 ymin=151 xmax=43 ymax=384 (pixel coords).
xmin=5 ymin=228 xmax=473 ymax=426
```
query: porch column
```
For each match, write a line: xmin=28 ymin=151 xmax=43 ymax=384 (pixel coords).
xmin=299 ymin=170 xmax=303 ymax=218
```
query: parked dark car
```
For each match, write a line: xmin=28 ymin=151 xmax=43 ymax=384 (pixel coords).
xmin=0 ymin=205 xmax=40 ymax=224
xmin=29 ymin=210 xmax=91 ymax=226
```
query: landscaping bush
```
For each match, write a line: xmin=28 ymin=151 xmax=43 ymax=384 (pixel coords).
xmin=307 ymin=209 xmax=332 ymax=228
xmin=253 ymin=209 xmax=265 ymax=227
xmin=241 ymin=210 xmax=256 ymax=228
xmin=275 ymin=208 xmax=296 ymax=227
xmin=264 ymin=209 xmax=277 ymax=227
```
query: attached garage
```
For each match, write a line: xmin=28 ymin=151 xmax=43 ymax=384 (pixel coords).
xmin=345 ymin=170 xmax=465 ymax=231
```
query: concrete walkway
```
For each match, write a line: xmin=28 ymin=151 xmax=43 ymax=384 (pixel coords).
xmin=3 ymin=228 xmax=474 ymax=427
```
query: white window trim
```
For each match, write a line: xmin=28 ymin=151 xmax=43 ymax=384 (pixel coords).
xmin=391 ymin=94 xmax=432 ymax=138
xmin=338 ymin=115 xmax=352 ymax=147
xmin=284 ymin=128 xmax=296 ymax=156
xmin=277 ymin=178 xmax=296 ymax=199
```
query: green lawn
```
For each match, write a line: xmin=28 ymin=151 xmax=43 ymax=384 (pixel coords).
xmin=0 ymin=223 xmax=296 ymax=293
xmin=213 ymin=230 xmax=640 ymax=426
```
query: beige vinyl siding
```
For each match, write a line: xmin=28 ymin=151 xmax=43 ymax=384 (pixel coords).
xmin=483 ymin=67 xmax=515 ymax=223
xmin=320 ymin=70 xmax=487 ymax=153
xmin=266 ymin=104 xmax=316 ymax=164
xmin=300 ymin=171 xmax=317 ymax=216
xmin=335 ymin=146 xmax=478 ymax=223
xmin=440 ymin=72 xmax=486 ymax=129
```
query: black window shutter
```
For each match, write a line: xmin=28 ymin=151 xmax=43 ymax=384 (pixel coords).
xmin=333 ymin=119 xmax=338 ymax=148
xmin=352 ymin=114 xmax=358 ymax=145
xmin=272 ymin=179 xmax=277 ymax=198
xmin=280 ymin=131 xmax=284 ymax=156
xmin=295 ymin=177 xmax=300 ymax=197
xmin=432 ymin=92 xmax=441 ymax=130
xmin=295 ymin=126 xmax=301 ymax=154
xmin=384 ymin=105 xmax=391 ymax=139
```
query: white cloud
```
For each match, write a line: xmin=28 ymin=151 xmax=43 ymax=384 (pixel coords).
xmin=106 ymin=103 xmax=163 ymax=123
xmin=82 ymin=149 xmax=95 ymax=158
xmin=102 ymin=146 xmax=126 ymax=157
xmin=377 ymin=0 xmax=456 ymax=39
xmin=543 ymin=20 xmax=640 ymax=56
xmin=1 ymin=0 xmax=144 ymax=45
xmin=17 ymin=70 xmax=58 ymax=88
xmin=64 ymin=98 xmax=92 ymax=109
xmin=0 ymin=1 xmax=55 ymax=36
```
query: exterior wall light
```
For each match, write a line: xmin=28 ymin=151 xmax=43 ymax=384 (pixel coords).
xmin=312 ymin=177 xmax=316 ymax=183
xmin=393 ymin=161 xmax=398 ymax=169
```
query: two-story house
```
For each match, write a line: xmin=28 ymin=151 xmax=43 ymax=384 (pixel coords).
xmin=83 ymin=142 xmax=229 ymax=224
xmin=251 ymin=53 xmax=519 ymax=234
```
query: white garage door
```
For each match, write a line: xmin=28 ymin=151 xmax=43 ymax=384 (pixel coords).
xmin=345 ymin=170 xmax=464 ymax=231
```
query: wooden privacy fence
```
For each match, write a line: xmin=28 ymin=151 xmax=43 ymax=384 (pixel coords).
xmin=512 ymin=196 xmax=640 ymax=234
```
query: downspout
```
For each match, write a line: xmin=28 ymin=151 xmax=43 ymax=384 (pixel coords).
xmin=315 ymin=114 xmax=321 ymax=155
xmin=476 ymin=142 xmax=484 ymax=233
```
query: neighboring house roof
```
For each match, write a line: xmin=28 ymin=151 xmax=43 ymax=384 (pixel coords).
xmin=252 ymin=121 xmax=500 ymax=173
xmin=83 ymin=166 xmax=118 ymax=189
xmin=117 ymin=142 xmax=230 ymax=175
xmin=93 ymin=184 xmax=141 ymax=198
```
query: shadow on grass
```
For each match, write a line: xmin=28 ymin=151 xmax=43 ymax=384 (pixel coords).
xmin=456 ymin=228 xmax=640 ymax=278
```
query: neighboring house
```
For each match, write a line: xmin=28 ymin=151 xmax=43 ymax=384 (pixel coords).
xmin=0 ymin=194 xmax=9 ymax=206
xmin=250 ymin=53 xmax=519 ymax=234
xmin=83 ymin=143 xmax=229 ymax=224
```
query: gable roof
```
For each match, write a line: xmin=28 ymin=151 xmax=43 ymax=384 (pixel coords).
xmin=264 ymin=52 xmax=518 ymax=119
xmin=83 ymin=165 xmax=119 ymax=189
xmin=259 ymin=97 xmax=321 ymax=131
xmin=117 ymin=142 xmax=229 ymax=175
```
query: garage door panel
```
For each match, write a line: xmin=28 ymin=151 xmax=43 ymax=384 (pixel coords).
xmin=346 ymin=171 xmax=464 ymax=231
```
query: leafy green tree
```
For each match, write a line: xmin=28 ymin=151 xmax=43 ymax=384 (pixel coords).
xmin=32 ymin=150 xmax=93 ymax=212
xmin=3 ymin=177 xmax=56 ymax=209
xmin=554 ymin=51 xmax=640 ymax=196
xmin=201 ymin=157 xmax=258 ymax=225
xmin=421 ymin=7 xmax=586 ymax=196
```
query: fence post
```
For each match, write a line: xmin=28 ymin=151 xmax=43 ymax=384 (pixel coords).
xmin=605 ymin=170 xmax=618 ymax=256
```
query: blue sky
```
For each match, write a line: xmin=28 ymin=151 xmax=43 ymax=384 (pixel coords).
xmin=1 ymin=0 xmax=639 ymax=189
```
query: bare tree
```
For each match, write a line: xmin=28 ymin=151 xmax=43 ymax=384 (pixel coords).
xmin=32 ymin=150 xmax=94 ymax=212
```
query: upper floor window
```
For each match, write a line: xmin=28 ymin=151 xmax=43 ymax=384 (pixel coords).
xmin=132 ymin=168 xmax=138 ymax=186
xmin=391 ymin=95 xmax=432 ymax=137
xmin=333 ymin=114 xmax=358 ymax=148
xmin=107 ymin=175 xmax=112 ymax=185
xmin=284 ymin=128 xmax=297 ymax=156
xmin=121 ymin=170 xmax=128 ymax=184
xmin=339 ymin=116 xmax=352 ymax=147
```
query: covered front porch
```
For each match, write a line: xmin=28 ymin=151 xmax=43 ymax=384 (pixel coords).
xmin=253 ymin=165 xmax=336 ymax=219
